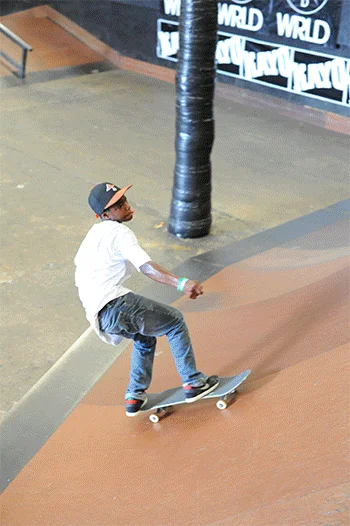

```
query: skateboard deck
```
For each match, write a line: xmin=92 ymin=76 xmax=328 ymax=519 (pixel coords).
xmin=142 ymin=369 xmax=251 ymax=422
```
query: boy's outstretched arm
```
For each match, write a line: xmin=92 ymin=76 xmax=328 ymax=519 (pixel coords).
xmin=140 ymin=261 xmax=203 ymax=300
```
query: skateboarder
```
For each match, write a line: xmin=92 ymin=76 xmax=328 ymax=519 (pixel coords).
xmin=74 ymin=183 xmax=219 ymax=416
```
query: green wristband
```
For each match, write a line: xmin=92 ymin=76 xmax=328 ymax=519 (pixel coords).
xmin=177 ymin=278 xmax=189 ymax=292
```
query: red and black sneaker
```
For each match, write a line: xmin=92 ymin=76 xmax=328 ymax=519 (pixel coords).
xmin=183 ymin=375 xmax=219 ymax=403
xmin=125 ymin=396 xmax=148 ymax=417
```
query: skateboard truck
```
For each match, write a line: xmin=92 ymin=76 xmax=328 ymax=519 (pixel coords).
xmin=215 ymin=390 xmax=238 ymax=410
xmin=149 ymin=406 xmax=173 ymax=423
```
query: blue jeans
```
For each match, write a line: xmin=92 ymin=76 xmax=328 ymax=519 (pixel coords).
xmin=98 ymin=292 xmax=205 ymax=400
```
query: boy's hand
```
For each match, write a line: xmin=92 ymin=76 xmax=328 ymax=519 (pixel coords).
xmin=183 ymin=280 xmax=204 ymax=299
xmin=139 ymin=262 xmax=204 ymax=299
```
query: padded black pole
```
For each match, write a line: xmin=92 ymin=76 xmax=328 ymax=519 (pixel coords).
xmin=168 ymin=0 xmax=218 ymax=238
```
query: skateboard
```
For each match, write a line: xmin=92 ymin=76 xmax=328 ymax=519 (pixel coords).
xmin=141 ymin=369 xmax=251 ymax=423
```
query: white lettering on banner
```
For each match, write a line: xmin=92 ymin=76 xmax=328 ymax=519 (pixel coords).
xmin=291 ymin=58 xmax=349 ymax=93
xmin=164 ymin=2 xmax=264 ymax=32
xmin=255 ymin=50 xmax=278 ymax=77
xmin=242 ymin=51 xmax=258 ymax=78
xmin=163 ymin=0 xmax=181 ymax=17
xmin=157 ymin=30 xmax=179 ymax=58
xmin=217 ymin=4 xmax=263 ymax=32
xmin=216 ymin=36 xmax=245 ymax=66
xmin=156 ymin=20 xmax=350 ymax=107
xmin=286 ymin=0 xmax=329 ymax=16
xmin=216 ymin=39 xmax=231 ymax=65
xmin=331 ymin=59 xmax=348 ymax=92
xmin=241 ymin=47 xmax=294 ymax=79
xmin=276 ymin=12 xmax=330 ymax=44
xmin=275 ymin=46 xmax=294 ymax=78
xmin=316 ymin=61 xmax=332 ymax=89
xmin=291 ymin=62 xmax=312 ymax=91
xmin=307 ymin=62 xmax=331 ymax=89
xmin=216 ymin=36 xmax=294 ymax=79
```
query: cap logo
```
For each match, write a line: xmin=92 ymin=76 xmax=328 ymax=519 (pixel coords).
xmin=106 ymin=184 xmax=117 ymax=192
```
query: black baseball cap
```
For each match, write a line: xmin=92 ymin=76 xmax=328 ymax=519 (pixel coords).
xmin=88 ymin=183 xmax=132 ymax=216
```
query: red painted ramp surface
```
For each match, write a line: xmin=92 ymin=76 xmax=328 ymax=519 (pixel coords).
xmin=0 ymin=10 xmax=103 ymax=76
xmin=0 ymin=222 xmax=349 ymax=525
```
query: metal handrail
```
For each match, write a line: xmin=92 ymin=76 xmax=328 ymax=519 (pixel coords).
xmin=0 ymin=23 xmax=32 ymax=78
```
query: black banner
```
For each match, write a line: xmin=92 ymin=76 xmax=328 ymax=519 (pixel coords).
xmin=157 ymin=19 xmax=350 ymax=107
xmin=160 ymin=0 xmax=344 ymax=50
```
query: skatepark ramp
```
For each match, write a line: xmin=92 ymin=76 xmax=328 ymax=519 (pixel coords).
xmin=0 ymin=7 xmax=113 ymax=84
xmin=0 ymin=202 xmax=348 ymax=525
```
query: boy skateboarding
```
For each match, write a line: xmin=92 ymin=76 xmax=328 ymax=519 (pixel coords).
xmin=74 ymin=183 xmax=219 ymax=416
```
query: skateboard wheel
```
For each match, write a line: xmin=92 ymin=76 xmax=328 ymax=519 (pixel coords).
xmin=216 ymin=400 xmax=227 ymax=410
xmin=149 ymin=414 xmax=160 ymax=423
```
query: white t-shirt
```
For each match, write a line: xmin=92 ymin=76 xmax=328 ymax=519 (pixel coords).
xmin=74 ymin=220 xmax=151 ymax=345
